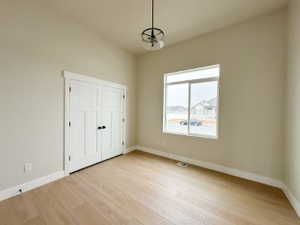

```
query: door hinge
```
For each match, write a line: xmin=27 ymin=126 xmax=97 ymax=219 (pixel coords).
xmin=69 ymin=87 xmax=72 ymax=92
xmin=68 ymin=155 xmax=71 ymax=161
xmin=69 ymin=121 xmax=71 ymax=127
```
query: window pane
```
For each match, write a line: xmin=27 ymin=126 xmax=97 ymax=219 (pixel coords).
xmin=190 ymin=81 xmax=218 ymax=137
xmin=165 ymin=83 xmax=188 ymax=134
xmin=166 ymin=66 xmax=219 ymax=83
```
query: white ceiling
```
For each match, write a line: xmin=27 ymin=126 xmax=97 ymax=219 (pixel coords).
xmin=48 ymin=0 xmax=288 ymax=55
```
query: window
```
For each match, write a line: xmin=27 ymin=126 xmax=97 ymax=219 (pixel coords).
xmin=163 ymin=65 xmax=220 ymax=139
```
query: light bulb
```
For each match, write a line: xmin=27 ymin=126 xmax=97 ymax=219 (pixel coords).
xmin=142 ymin=39 xmax=164 ymax=51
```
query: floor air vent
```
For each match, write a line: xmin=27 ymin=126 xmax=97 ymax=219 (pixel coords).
xmin=176 ymin=162 xmax=189 ymax=168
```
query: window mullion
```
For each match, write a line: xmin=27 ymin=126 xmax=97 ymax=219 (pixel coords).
xmin=187 ymin=82 xmax=191 ymax=135
xmin=163 ymin=77 xmax=167 ymax=132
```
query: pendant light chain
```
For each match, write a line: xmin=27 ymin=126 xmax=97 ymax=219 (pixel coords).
xmin=151 ymin=0 xmax=154 ymax=46
xmin=152 ymin=0 xmax=154 ymax=30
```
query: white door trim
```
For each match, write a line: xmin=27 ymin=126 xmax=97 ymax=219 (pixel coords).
xmin=63 ymin=70 xmax=127 ymax=175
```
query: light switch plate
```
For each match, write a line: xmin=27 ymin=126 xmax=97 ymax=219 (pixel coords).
xmin=24 ymin=163 xmax=32 ymax=173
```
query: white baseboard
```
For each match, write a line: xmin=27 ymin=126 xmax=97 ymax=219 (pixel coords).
xmin=135 ymin=145 xmax=283 ymax=188
xmin=282 ymin=184 xmax=300 ymax=217
xmin=134 ymin=145 xmax=300 ymax=217
xmin=125 ymin=146 xmax=138 ymax=154
xmin=0 ymin=171 xmax=65 ymax=201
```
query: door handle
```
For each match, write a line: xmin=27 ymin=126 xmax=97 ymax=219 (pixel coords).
xmin=102 ymin=126 xmax=106 ymax=129
xmin=97 ymin=126 xmax=106 ymax=130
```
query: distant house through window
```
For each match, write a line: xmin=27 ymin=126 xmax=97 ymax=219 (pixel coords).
xmin=163 ymin=65 xmax=220 ymax=139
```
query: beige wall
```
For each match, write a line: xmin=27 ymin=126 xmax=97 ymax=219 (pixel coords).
xmin=137 ymin=10 xmax=286 ymax=180
xmin=285 ymin=0 xmax=300 ymax=202
xmin=0 ymin=1 xmax=136 ymax=191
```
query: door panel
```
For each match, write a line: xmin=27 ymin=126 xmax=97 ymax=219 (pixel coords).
xmin=85 ymin=111 xmax=97 ymax=155
xmin=101 ymin=87 xmax=123 ymax=160
xmin=70 ymin=111 xmax=85 ymax=161
xmin=69 ymin=80 xmax=100 ymax=172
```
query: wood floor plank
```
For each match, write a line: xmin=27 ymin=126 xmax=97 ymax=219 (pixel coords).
xmin=116 ymin=153 xmax=297 ymax=222
xmin=23 ymin=217 xmax=46 ymax=225
xmin=69 ymin=172 xmax=176 ymax=225
xmin=0 ymin=150 xmax=299 ymax=225
xmin=9 ymin=193 xmax=39 ymax=223
xmin=82 ymin=162 xmax=233 ymax=225
xmin=0 ymin=200 xmax=23 ymax=225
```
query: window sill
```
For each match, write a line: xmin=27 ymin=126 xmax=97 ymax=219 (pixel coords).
xmin=162 ymin=131 xmax=218 ymax=140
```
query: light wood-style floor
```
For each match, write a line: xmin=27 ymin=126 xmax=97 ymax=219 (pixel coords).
xmin=0 ymin=150 xmax=299 ymax=225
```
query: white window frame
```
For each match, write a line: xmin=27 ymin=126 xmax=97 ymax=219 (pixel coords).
xmin=163 ymin=65 xmax=220 ymax=139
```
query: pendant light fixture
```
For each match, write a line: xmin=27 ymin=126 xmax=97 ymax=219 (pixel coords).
xmin=141 ymin=0 xmax=165 ymax=51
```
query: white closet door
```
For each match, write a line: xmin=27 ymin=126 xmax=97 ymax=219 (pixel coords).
xmin=101 ymin=86 xmax=124 ymax=160
xmin=69 ymin=80 xmax=101 ymax=172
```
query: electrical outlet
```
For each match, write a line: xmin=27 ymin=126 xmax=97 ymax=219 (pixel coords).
xmin=24 ymin=163 xmax=32 ymax=173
